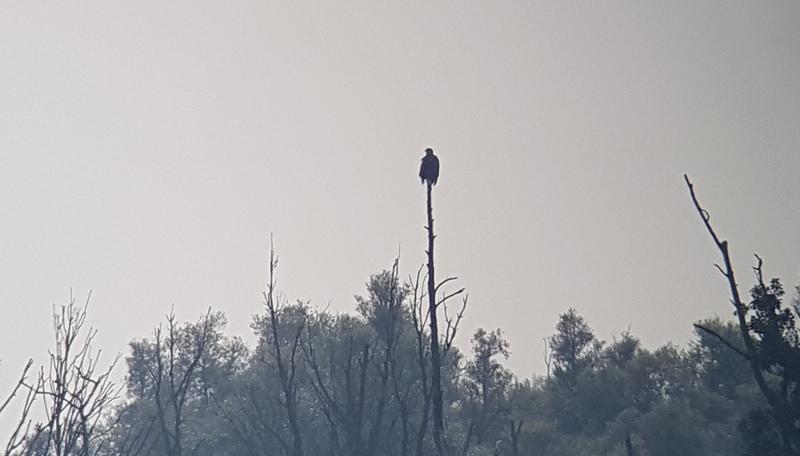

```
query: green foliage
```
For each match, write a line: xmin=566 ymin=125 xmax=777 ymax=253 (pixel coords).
xmin=549 ymin=308 xmax=600 ymax=384
xmin=741 ymin=278 xmax=800 ymax=453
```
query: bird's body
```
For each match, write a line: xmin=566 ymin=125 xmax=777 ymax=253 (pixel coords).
xmin=419 ymin=148 xmax=440 ymax=186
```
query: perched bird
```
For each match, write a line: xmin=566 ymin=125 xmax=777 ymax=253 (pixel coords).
xmin=419 ymin=147 xmax=440 ymax=186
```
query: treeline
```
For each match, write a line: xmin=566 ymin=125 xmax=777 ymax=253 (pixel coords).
xmin=2 ymin=260 xmax=797 ymax=456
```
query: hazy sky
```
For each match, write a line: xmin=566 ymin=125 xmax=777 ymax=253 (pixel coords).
xmin=1 ymin=1 xmax=799 ymax=421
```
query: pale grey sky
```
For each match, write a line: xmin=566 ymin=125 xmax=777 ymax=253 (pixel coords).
xmin=1 ymin=1 xmax=799 ymax=424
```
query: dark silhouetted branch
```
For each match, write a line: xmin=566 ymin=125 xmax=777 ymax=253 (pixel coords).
xmin=684 ymin=174 xmax=787 ymax=440
xmin=693 ymin=323 xmax=748 ymax=359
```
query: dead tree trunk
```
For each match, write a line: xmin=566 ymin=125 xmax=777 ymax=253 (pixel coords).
xmin=423 ymin=180 xmax=467 ymax=456
xmin=410 ymin=267 xmax=433 ymax=456
xmin=425 ymin=181 xmax=446 ymax=456
xmin=685 ymin=174 xmax=800 ymax=452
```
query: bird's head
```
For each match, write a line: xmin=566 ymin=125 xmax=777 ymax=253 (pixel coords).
xmin=424 ymin=147 xmax=433 ymax=156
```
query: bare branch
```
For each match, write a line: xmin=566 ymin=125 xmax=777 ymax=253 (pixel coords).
xmin=0 ymin=359 xmax=33 ymax=416
xmin=753 ymin=253 xmax=765 ymax=287
xmin=684 ymin=175 xmax=748 ymax=316
xmin=436 ymin=288 xmax=466 ymax=309
xmin=435 ymin=277 xmax=458 ymax=294
xmin=443 ymin=295 xmax=468 ymax=353
xmin=4 ymin=361 xmax=40 ymax=456
xmin=693 ymin=323 xmax=749 ymax=359
xmin=684 ymin=174 xmax=779 ymax=420
xmin=684 ymin=174 xmax=726 ymax=250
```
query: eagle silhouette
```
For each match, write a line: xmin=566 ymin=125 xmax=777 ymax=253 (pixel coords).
xmin=419 ymin=148 xmax=439 ymax=186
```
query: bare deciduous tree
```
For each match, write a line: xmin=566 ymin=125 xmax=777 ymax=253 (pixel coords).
xmin=30 ymin=293 xmax=121 ymax=456
xmin=149 ymin=309 xmax=214 ymax=456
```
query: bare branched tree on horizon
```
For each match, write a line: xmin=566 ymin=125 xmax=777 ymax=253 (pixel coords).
xmin=11 ymin=292 xmax=122 ymax=456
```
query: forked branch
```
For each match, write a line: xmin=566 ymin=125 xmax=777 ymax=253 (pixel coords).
xmin=443 ymin=295 xmax=468 ymax=353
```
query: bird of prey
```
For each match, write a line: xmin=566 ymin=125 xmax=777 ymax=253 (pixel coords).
xmin=419 ymin=147 xmax=440 ymax=186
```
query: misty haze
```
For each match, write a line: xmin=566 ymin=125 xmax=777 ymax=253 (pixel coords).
xmin=1 ymin=2 xmax=800 ymax=456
